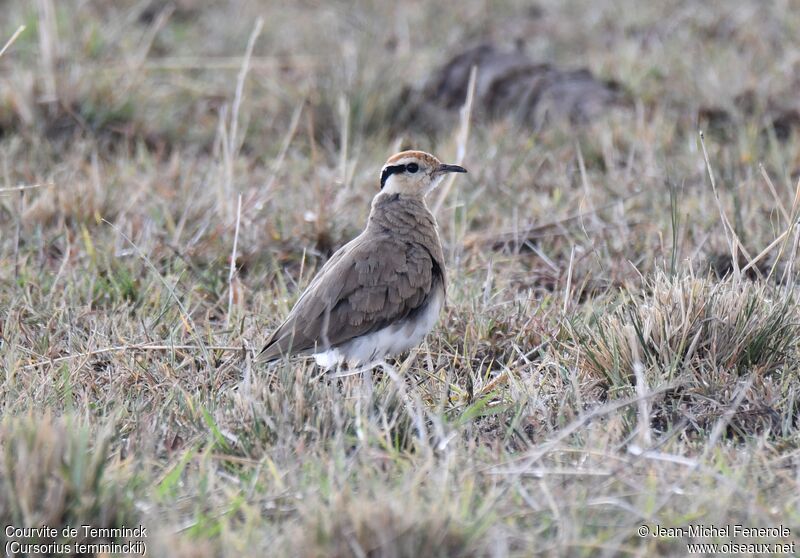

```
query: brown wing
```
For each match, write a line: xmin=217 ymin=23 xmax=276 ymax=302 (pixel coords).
xmin=258 ymin=233 xmax=442 ymax=362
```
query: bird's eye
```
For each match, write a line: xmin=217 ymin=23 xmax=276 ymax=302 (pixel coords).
xmin=406 ymin=163 xmax=419 ymax=173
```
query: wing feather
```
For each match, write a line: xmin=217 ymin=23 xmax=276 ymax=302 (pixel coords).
xmin=258 ymin=233 xmax=442 ymax=362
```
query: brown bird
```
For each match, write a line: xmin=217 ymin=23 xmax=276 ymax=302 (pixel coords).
xmin=258 ymin=150 xmax=467 ymax=368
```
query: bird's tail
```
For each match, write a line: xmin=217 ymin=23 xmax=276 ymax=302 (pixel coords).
xmin=256 ymin=330 xmax=294 ymax=363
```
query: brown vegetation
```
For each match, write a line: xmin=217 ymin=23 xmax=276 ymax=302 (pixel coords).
xmin=1 ymin=0 xmax=800 ymax=556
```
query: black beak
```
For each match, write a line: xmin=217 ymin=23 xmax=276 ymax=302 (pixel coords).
xmin=436 ymin=163 xmax=468 ymax=175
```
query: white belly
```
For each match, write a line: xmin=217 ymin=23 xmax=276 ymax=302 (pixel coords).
xmin=313 ymin=289 xmax=444 ymax=368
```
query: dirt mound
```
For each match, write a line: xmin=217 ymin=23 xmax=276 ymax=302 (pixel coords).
xmin=700 ymin=88 xmax=800 ymax=141
xmin=395 ymin=43 xmax=631 ymax=133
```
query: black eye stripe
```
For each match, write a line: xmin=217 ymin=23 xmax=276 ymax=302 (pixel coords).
xmin=380 ymin=164 xmax=405 ymax=189
xmin=379 ymin=162 xmax=424 ymax=188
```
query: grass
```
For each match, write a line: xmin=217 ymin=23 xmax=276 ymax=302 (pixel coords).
xmin=2 ymin=0 xmax=800 ymax=556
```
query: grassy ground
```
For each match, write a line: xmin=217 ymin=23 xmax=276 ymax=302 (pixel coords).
xmin=2 ymin=0 xmax=800 ymax=556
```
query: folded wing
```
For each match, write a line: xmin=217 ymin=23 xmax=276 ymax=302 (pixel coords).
xmin=258 ymin=234 xmax=442 ymax=362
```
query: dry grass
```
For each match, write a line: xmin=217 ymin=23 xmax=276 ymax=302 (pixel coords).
xmin=2 ymin=0 xmax=800 ymax=556
xmin=574 ymin=272 xmax=800 ymax=437
xmin=0 ymin=413 xmax=135 ymax=544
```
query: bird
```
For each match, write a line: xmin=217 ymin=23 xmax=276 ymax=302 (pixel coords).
xmin=258 ymin=150 xmax=467 ymax=368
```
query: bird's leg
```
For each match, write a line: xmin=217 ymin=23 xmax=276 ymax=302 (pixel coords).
xmin=378 ymin=359 xmax=428 ymax=440
xmin=322 ymin=360 xmax=381 ymax=406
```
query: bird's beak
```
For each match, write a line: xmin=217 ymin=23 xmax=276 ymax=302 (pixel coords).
xmin=435 ymin=163 xmax=468 ymax=175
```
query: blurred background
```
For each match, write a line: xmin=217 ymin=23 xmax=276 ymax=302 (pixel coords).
xmin=2 ymin=0 xmax=800 ymax=280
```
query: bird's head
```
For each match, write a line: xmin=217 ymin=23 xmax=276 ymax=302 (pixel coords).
xmin=379 ymin=150 xmax=467 ymax=197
